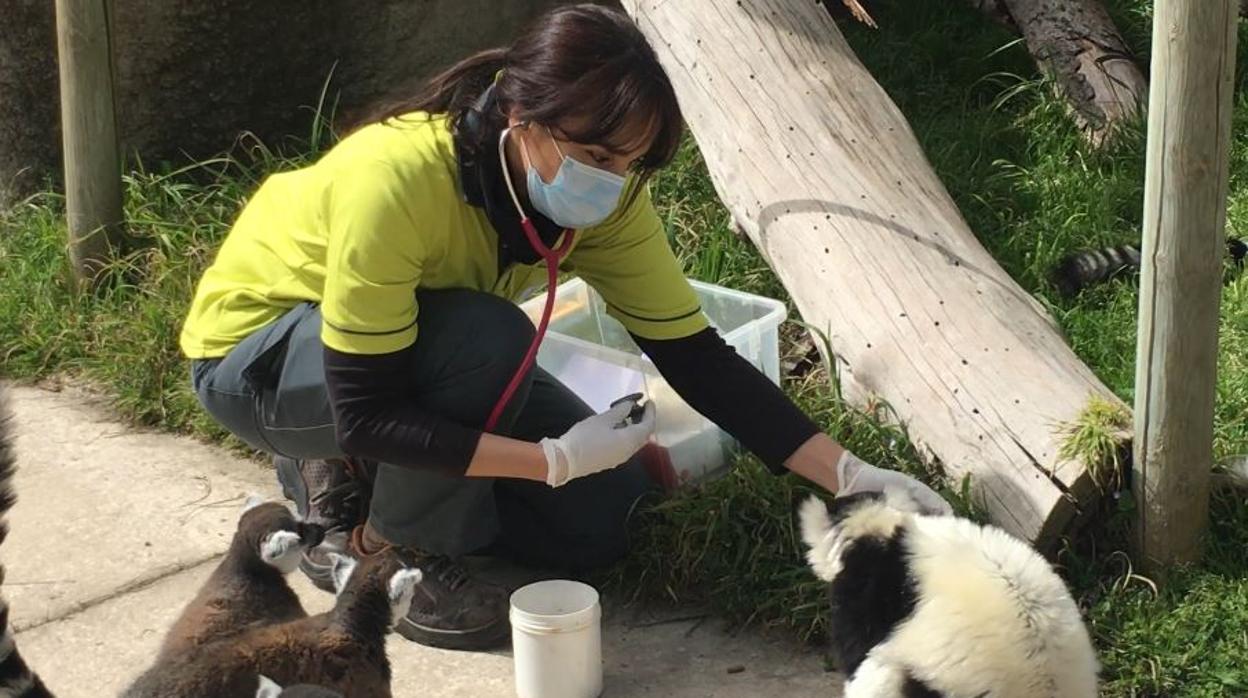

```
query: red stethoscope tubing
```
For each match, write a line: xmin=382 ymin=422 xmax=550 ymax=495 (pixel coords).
xmin=482 ymin=219 xmax=573 ymax=432
xmin=484 ymin=124 xmax=589 ymax=433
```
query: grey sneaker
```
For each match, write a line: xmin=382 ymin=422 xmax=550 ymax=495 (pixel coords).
xmin=274 ymin=456 xmax=372 ymax=592
xmin=387 ymin=547 xmax=511 ymax=651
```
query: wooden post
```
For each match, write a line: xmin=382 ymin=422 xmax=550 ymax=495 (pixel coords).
xmin=55 ymin=0 xmax=124 ymax=285
xmin=1133 ymin=0 xmax=1237 ymax=571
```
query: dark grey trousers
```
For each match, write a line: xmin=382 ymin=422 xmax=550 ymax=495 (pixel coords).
xmin=190 ymin=289 xmax=652 ymax=570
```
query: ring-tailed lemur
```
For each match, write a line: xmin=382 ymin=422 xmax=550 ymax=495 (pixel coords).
xmin=122 ymin=538 xmax=421 ymax=697
xmin=2 ymin=383 xmax=416 ymax=697
xmin=798 ymin=489 xmax=1099 ymax=698
xmin=157 ymin=496 xmax=326 ymax=660
xmin=3 ymin=383 xmax=347 ymax=696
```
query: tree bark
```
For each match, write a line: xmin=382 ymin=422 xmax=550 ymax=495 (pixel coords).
xmin=982 ymin=0 xmax=1148 ymax=145
xmin=622 ymin=0 xmax=1126 ymax=548
xmin=823 ymin=0 xmax=1147 ymax=145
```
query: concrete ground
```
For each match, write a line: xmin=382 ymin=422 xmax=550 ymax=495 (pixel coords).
xmin=4 ymin=383 xmax=842 ymax=697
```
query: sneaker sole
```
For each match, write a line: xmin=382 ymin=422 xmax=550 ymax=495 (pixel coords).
xmin=394 ymin=614 xmax=512 ymax=651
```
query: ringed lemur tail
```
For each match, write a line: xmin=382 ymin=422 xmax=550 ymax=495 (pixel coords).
xmin=0 ymin=385 xmax=54 ymax=697
xmin=1052 ymin=237 xmax=1247 ymax=297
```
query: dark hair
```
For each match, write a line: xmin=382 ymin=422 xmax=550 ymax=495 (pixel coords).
xmin=356 ymin=4 xmax=683 ymax=188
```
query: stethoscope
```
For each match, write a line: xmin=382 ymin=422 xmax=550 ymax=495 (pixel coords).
xmin=481 ymin=125 xmax=576 ymax=433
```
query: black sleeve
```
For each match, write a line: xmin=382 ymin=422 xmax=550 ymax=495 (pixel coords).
xmin=632 ymin=328 xmax=820 ymax=474
xmin=323 ymin=345 xmax=482 ymax=475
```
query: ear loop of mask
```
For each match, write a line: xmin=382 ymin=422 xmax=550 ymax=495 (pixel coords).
xmin=544 ymin=125 xmax=571 ymax=163
xmin=482 ymin=125 xmax=575 ymax=433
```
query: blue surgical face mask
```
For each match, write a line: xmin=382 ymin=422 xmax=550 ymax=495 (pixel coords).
xmin=521 ymin=126 xmax=627 ymax=229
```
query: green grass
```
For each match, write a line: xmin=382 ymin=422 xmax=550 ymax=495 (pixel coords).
xmin=3 ymin=0 xmax=1248 ymax=694
xmin=0 ymin=136 xmax=321 ymax=452
xmin=1056 ymin=396 xmax=1133 ymax=493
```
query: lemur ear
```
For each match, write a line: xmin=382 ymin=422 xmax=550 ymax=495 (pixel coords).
xmin=242 ymin=493 xmax=267 ymax=514
xmin=798 ymin=494 xmax=842 ymax=584
xmin=388 ymin=568 xmax=424 ymax=605
xmin=329 ymin=553 xmax=358 ymax=595
xmin=387 ymin=568 xmax=424 ymax=629
xmin=255 ymin=674 xmax=283 ymax=698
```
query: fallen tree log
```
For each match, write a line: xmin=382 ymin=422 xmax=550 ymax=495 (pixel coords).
xmin=997 ymin=0 xmax=1148 ymax=145
xmin=822 ymin=0 xmax=1146 ymax=145
xmin=622 ymin=0 xmax=1129 ymax=548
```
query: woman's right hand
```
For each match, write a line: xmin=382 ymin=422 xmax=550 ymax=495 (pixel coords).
xmin=540 ymin=396 xmax=656 ymax=487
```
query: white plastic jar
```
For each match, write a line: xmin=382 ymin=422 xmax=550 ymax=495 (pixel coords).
xmin=509 ymin=579 xmax=603 ymax=698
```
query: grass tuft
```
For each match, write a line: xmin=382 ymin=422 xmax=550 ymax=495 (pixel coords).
xmin=0 ymin=140 xmax=324 ymax=449
xmin=1056 ymin=396 xmax=1133 ymax=493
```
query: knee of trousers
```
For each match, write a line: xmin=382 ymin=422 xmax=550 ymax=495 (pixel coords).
xmin=469 ymin=293 xmax=538 ymax=377
xmin=424 ymin=291 xmax=538 ymax=423
xmin=563 ymin=464 xmax=653 ymax=571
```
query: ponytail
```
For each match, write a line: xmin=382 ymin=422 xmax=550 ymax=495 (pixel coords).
xmin=347 ymin=48 xmax=506 ymax=132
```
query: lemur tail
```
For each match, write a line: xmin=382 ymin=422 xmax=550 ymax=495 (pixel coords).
xmin=0 ymin=385 xmax=54 ymax=697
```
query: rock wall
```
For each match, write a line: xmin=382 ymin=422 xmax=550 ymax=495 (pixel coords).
xmin=0 ymin=0 xmax=594 ymax=201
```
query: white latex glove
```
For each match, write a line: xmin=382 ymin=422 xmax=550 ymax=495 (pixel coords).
xmin=837 ymin=450 xmax=953 ymax=516
xmin=540 ymin=397 xmax=656 ymax=487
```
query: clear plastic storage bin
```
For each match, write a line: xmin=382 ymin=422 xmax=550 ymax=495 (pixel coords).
xmin=520 ymin=277 xmax=786 ymax=486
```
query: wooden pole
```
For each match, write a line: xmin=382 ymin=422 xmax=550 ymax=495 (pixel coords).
xmin=55 ymin=0 xmax=124 ymax=285
xmin=1132 ymin=0 xmax=1236 ymax=571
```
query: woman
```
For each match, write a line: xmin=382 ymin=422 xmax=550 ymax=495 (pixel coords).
xmin=180 ymin=4 xmax=950 ymax=652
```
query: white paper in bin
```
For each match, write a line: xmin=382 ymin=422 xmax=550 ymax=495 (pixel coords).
xmin=520 ymin=277 xmax=786 ymax=484
xmin=555 ymin=352 xmax=645 ymax=413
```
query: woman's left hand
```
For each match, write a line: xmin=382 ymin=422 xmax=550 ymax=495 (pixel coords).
xmin=836 ymin=451 xmax=953 ymax=516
